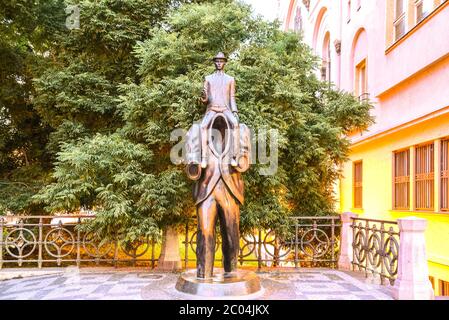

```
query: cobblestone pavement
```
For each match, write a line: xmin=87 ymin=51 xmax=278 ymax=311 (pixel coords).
xmin=0 ymin=268 xmax=393 ymax=300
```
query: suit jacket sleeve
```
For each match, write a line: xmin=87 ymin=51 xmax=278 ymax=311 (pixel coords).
xmin=201 ymin=78 xmax=209 ymax=104
xmin=230 ymin=78 xmax=237 ymax=113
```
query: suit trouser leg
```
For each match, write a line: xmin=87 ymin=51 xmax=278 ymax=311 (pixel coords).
xmin=196 ymin=193 xmax=218 ymax=278
xmin=200 ymin=111 xmax=216 ymax=163
xmin=215 ymin=179 xmax=240 ymax=273
xmin=224 ymin=110 xmax=239 ymax=162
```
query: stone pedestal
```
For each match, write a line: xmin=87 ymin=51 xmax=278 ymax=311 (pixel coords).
xmin=338 ymin=212 xmax=357 ymax=270
xmin=175 ymin=269 xmax=262 ymax=297
xmin=392 ymin=217 xmax=434 ymax=300
xmin=156 ymin=226 xmax=182 ymax=271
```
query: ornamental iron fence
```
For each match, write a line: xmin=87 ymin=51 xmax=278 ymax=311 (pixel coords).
xmin=351 ymin=217 xmax=400 ymax=285
xmin=184 ymin=216 xmax=341 ymax=269
xmin=0 ymin=215 xmax=340 ymax=270
xmin=0 ymin=216 xmax=157 ymax=268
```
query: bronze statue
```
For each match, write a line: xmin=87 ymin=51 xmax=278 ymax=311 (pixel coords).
xmin=200 ymin=52 xmax=240 ymax=169
xmin=185 ymin=52 xmax=251 ymax=279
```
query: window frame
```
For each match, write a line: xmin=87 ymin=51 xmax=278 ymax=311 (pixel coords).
xmin=393 ymin=148 xmax=411 ymax=210
xmin=439 ymin=279 xmax=449 ymax=296
xmin=387 ymin=0 xmax=449 ymax=52
xmin=414 ymin=142 xmax=435 ymax=211
xmin=353 ymin=160 xmax=363 ymax=209
xmin=347 ymin=0 xmax=352 ymax=23
xmin=321 ymin=33 xmax=331 ymax=84
xmin=294 ymin=6 xmax=303 ymax=33
xmin=415 ymin=0 xmax=433 ymax=23
xmin=355 ymin=59 xmax=368 ymax=99
xmin=429 ymin=276 xmax=435 ymax=290
xmin=441 ymin=138 xmax=449 ymax=212
xmin=393 ymin=0 xmax=407 ymax=41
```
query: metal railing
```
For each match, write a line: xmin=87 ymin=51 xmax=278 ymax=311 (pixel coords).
xmin=184 ymin=216 xmax=341 ymax=269
xmin=0 ymin=215 xmax=341 ymax=269
xmin=358 ymin=93 xmax=370 ymax=103
xmin=351 ymin=217 xmax=400 ymax=285
xmin=0 ymin=216 xmax=157 ymax=268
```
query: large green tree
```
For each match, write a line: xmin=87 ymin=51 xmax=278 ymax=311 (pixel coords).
xmin=34 ymin=0 xmax=208 ymax=154
xmin=0 ymin=0 xmax=66 ymax=213
xmin=35 ymin=0 xmax=373 ymax=242
xmin=1 ymin=0 xmax=206 ymax=214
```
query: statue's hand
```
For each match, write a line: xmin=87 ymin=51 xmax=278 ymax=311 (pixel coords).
xmin=235 ymin=154 xmax=250 ymax=173
xmin=186 ymin=163 xmax=202 ymax=181
xmin=200 ymin=89 xmax=208 ymax=104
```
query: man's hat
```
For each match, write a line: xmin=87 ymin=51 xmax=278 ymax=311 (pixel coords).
xmin=212 ymin=52 xmax=227 ymax=62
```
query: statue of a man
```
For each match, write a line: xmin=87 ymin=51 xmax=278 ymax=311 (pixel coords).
xmin=184 ymin=52 xmax=250 ymax=279
xmin=200 ymin=52 xmax=240 ymax=168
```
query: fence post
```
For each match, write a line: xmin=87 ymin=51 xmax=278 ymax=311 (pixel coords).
xmin=294 ymin=221 xmax=298 ymax=269
xmin=156 ymin=226 xmax=182 ymax=271
xmin=0 ymin=217 xmax=3 ymax=269
xmin=379 ymin=222 xmax=386 ymax=285
xmin=151 ymin=240 xmax=155 ymax=269
xmin=331 ymin=217 xmax=336 ymax=268
xmin=257 ymin=229 xmax=262 ymax=271
xmin=76 ymin=218 xmax=81 ymax=268
xmin=38 ymin=217 xmax=43 ymax=269
xmin=392 ymin=217 xmax=434 ymax=300
xmin=184 ymin=223 xmax=189 ymax=269
xmin=337 ymin=212 xmax=356 ymax=270
xmin=113 ymin=240 xmax=119 ymax=268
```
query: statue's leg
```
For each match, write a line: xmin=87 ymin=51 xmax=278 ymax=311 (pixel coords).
xmin=215 ymin=180 xmax=240 ymax=273
xmin=196 ymin=194 xmax=218 ymax=278
xmin=200 ymin=111 xmax=216 ymax=168
xmin=224 ymin=110 xmax=239 ymax=166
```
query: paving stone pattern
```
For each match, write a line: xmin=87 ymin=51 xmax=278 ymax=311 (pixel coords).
xmin=0 ymin=269 xmax=393 ymax=300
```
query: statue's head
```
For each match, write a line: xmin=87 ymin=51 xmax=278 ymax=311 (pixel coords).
xmin=212 ymin=52 xmax=227 ymax=71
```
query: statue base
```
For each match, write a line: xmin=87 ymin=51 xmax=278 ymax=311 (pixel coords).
xmin=175 ymin=269 xmax=262 ymax=297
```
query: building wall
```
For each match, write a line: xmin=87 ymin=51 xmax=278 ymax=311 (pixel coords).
xmin=281 ymin=0 xmax=449 ymax=295
xmin=341 ymin=113 xmax=449 ymax=294
xmin=283 ymin=0 xmax=449 ymax=138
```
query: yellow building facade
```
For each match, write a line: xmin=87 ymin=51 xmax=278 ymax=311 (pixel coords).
xmin=341 ymin=111 xmax=449 ymax=295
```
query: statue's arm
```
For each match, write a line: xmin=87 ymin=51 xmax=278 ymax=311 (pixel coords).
xmin=200 ymin=79 xmax=209 ymax=104
xmin=230 ymin=78 xmax=238 ymax=113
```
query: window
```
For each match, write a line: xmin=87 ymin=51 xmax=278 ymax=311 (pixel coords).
xmin=415 ymin=143 xmax=434 ymax=211
xmin=388 ymin=0 xmax=448 ymax=47
xmin=353 ymin=161 xmax=363 ymax=208
xmin=321 ymin=34 xmax=331 ymax=83
xmin=394 ymin=0 xmax=406 ymax=40
xmin=441 ymin=139 xmax=449 ymax=211
xmin=429 ymin=276 xmax=435 ymax=290
xmin=294 ymin=6 xmax=303 ymax=33
xmin=439 ymin=280 xmax=449 ymax=296
xmin=347 ymin=0 xmax=352 ymax=23
xmin=355 ymin=59 xmax=368 ymax=100
xmin=393 ymin=149 xmax=410 ymax=210
xmin=415 ymin=0 xmax=433 ymax=23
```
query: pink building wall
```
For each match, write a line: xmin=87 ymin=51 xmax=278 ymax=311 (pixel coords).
xmin=281 ymin=0 xmax=449 ymax=142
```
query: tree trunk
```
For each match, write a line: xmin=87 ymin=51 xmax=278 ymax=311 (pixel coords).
xmin=22 ymin=148 xmax=29 ymax=166
xmin=156 ymin=226 xmax=182 ymax=271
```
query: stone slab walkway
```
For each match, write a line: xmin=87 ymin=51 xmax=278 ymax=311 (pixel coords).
xmin=0 ymin=268 xmax=393 ymax=300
